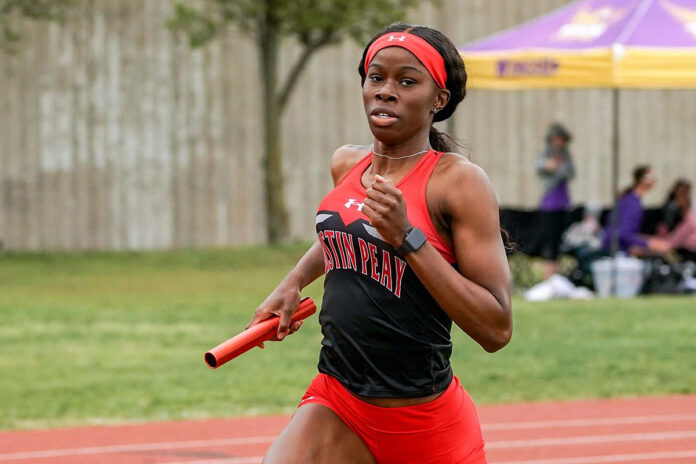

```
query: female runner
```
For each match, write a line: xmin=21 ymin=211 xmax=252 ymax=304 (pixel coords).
xmin=248 ymin=23 xmax=512 ymax=464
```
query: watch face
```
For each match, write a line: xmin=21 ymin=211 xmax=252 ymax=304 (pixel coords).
xmin=399 ymin=227 xmax=427 ymax=255
xmin=406 ymin=227 xmax=427 ymax=250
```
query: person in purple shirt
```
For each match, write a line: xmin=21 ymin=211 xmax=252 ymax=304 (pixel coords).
xmin=536 ymin=123 xmax=575 ymax=279
xmin=602 ymin=165 xmax=672 ymax=256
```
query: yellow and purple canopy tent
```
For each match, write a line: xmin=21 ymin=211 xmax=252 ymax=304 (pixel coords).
xmin=460 ymin=0 xmax=696 ymax=89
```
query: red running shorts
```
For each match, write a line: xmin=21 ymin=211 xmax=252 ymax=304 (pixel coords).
xmin=299 ymin=373 xmax=486 ymax=464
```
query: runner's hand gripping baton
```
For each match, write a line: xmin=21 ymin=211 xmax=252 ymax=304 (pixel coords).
xmin=204 ymin=297 xmax=316 ymax=369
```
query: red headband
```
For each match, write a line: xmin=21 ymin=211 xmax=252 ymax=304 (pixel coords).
xmin=364 ymin=32 xmax=447 ymax=89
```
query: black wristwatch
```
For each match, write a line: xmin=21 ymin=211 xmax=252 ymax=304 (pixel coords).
xmin=395 ymin=227 xmax=427 ymax=256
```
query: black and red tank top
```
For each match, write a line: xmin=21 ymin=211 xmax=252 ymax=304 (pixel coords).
xmin=315 ymin=149 xmax=457 ymax=398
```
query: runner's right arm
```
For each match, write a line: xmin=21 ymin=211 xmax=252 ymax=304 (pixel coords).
xmin=247 ymin=242 xmax=325 ymax=340
xmin=247 ymin=145 xmax=368 ymax=340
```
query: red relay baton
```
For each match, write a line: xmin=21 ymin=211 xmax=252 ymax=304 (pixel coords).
xmin=204 ymin=297 xmax=316 ymax=369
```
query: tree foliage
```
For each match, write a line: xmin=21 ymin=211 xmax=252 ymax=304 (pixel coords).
xmin=169 ymin=0 xmax=425 ymax=49
xmin=169 ymin=0 xmax=431 ymax=243
xmin=0 ymin=0 xmax=73 ymax=52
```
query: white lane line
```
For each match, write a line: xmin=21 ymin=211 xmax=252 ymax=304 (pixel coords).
xmin=3 ymin=419 xmax=696 ymax=461
xmin=483 ymin=414 xmax=696 ymax=431
xmin=487 ymin=429 xmax=696 ymax=449
xmin=495 ymin=449 xmax=696 ymax=464
xmin=0 ymin=436 xmax=275 ymax=461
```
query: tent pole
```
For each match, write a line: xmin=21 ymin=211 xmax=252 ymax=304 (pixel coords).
xmin=610 ymin=88 xmax=621 ymax=296
xmin=612 ymin=88 xmax=620 ymax=208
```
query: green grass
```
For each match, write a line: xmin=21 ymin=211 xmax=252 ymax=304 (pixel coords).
xmin=1 ymin=245 xmax=695 ymax=430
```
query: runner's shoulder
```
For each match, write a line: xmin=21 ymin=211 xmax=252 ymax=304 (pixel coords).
xmin=434 ymin=152 xmax=488 ymax=186
xmin=331 ymin=144 xmax=371 ymax=186
xmin=434 ymin=152 xmax=498 ymax=213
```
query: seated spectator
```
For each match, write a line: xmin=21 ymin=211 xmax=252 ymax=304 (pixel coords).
xmin=602 ymin=165 xmax=672 ymax=257
xmin=670 ymin=209 xmax=696 ymax=262
xmin=658 ymin=179 xmax=696 ymax=262
xmin=659 ymin=179 xmax=691 ymax=232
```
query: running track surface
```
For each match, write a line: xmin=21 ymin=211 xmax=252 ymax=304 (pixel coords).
xmin=2 ymin=395 xmax=696 ymax=464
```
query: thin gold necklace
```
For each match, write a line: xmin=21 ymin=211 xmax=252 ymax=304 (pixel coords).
xmin=372 ymin=149 xmax=430 ymax=160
